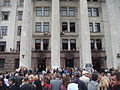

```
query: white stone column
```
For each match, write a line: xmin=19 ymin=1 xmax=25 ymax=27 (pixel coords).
xmin=20 ymin=0 xmax=33 ymax=68
xmin=78 ymin=0 xmax=92 ymax=68
xmin=102 ymin=0 xmax=120 ymax=69
xmin=51 ymin=0 xmax=60 ymax=68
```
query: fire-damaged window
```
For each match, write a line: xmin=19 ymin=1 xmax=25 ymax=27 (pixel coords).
xmin=0 ymin=42 xmax=6 ymax=52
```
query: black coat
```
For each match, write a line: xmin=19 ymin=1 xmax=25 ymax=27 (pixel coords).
xmin=20 ymin=83 xmax=35 ymax=90
xmin=8 ymin=84 xmax=19 ymax=90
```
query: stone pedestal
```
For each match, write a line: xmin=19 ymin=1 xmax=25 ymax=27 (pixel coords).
xmin=20 ymin=0 xmax=33 ymax=68
xmin=78 ymin=0 xmax=92 ymax=68
xmin=51 ymin=0 xmax=60 ymax=68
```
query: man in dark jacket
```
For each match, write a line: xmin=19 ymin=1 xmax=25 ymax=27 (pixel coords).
xmin=19 ymin=77 xmax=35 ymax=90
xmin=8 ymin=78 xmax=19 ymax=90
xmin=0 ymin=77 xmax=7 ymax=90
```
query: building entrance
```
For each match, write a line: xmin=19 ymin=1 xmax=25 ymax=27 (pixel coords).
xmin=38 ymin=59 xmax=46 ymax=72
xmin=65 ymin=59 xmax=74 ymax=68
xmin=92 ymin=59 xmax=101 ymax=72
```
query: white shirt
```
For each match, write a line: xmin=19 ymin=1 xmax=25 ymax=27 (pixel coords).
xmin=67 ymin=83 xmax=78 ymax=90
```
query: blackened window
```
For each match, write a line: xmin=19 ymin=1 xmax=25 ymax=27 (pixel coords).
xmin=18 ymin=11 xmax=23 ymax=20
xmin=19 ymin=0 xmax=24 ymax=6
xmin=69 ymin=7 xmax=75 ymax=16
xmin=91 ymin=39 xmax=95 ymax=49
xmin=61 ymin=7 xmax=67 ymax=16
xmin=43 ymin=39 xmax=49 ymax=50
xmin=35 ymin=39 xmax=41 ymax=50
xmin=16 ymin=41 xmax=20 ymax=52
xmin=17 ymin=26 xmax=21 ymax=35
xmin=62 ymin=22 xmax=68 ymax=32
xmin=0 ymin=59 xmax=5 ymax=68
xmin=70 ymin=39 xmax=76 ymax=50
xmin=35 ymin=22 xmax=41 ymax=32
xmin=87 ymin=0 xmax=91 ymax=2
xmin=36 ymin=7 xmax=42 ymax=16
xmin=96 ymin=39 xmax=102 ymax=50
xmin=0 ymin=42 xmax=6 ymax=52
xmin=93 ymin=0 xmax=97 ymax=2
xmin=62 ymin=39 xmax=68 ymax=50
xmin=95 ymin=23 xmax=100 ymax=32
xmin=15 ymin=59 xmax=19 ymax=69
xmin=89 ymin=23 xmax=93 ymax=32
xmin=2 ymin=12 xmax=9 ymax=21
xmin=70 ymin=22 xmax=75 ymax=32
xmin=43 ymin=22 xmax=49 ymax=32
xmin=1 ymin=26 xmax=8 ymax=36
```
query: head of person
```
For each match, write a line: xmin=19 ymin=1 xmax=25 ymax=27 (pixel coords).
xmin=111 ymin=72 xmax=120 ymax=86
xmin=0 ymin=77 xmax=3 ymax=85
xmin=8 ymin=78 xmax=15 ymax=85
xmin=91 ymin=73 xmax=98 ymax=81
xmin=55 ymin=73 xmax=61 ymax=79
xmin=74 ymin=72 xmax=80 ymax=78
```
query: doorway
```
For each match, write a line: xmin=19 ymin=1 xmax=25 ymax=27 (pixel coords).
xmin=92 ymin=58 xmax=101 ymax=72
xmin=65 ymin=59 xmax=74 ymax=68
xmin=38 ymin=59 xmax=46 ymax=72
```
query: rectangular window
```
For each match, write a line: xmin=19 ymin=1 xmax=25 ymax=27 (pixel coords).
xmin=70 ymin=22 xmax=75 ymax=32
xmin=62 ymin=39 xmax=68 ymax=50
xmin=18 ymin=11 xmax=23 ymax=21
xmin=95 ymin=23 xmax=100 ymax=32
xmin=70 ymin=39 xmax=76 ymax=50
xmin=62 ymin=22 xmax=68 ymax=32
xmin=3 ymin=0 xmax=10 ymax=6
xmin=43 ymin=22 xmax=49 ymax=32
xmin=17 ymin=26 xmax=21 ymax=35
xmin=69 ymin=7 xmax=75 ymax=16
xmin=61 ymin=7 xmax=67 ymax=16
xmin=93 ymin=8 xmax=99 ymax=17
xmin=16 ymin=41 xmax=20 ymax=52
xmin=93 ymin=0 xmax=97 ymax=2
xmin=91 ymin=39 xmax=95 ymax=50
xmin=89 ymin=23 xmax=93 ymax=32
xmin=1 ymin=26 xmax=8 ymax=36
xmin=35 ymin=22 xmax=41 ymax=32
xmin=43 ymin=39 xmax=49 ymax=50
xmin=15 ymin=59 xmax=19 ymax=69
xmin=35 ymin=39 xmax=41 ymax=50
xmin=88 ymin=8 xmax=92 ymax=17
xmin=19 ymin=0 xmax=24 ymax=6
xmin=44 ymin=7 xmax=50 ymax=16
xmin=2 ymin=12 xmax=9 ymax=21
xmin=96 ymin=39 xmax=102 ymax=50
xmin=0 ymin=59 xmax=5 ymax=68
xmin=0 ymin=42 xmax=6 ymax=52
xmin=36 ymin=7 xmax=42 ymax=16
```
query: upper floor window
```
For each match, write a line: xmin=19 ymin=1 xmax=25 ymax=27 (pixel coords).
xmin=95 ymin=23 xmax=100 ymax=32
xmin=89 ymin=22 xmax=100 ymax=33
xmin=87 ymin=0 xmax=98 ymax=2
xmin=19 ymin=0 xmax=24 ymax=6
xmin=62 ymin=39 xmax=68 ymax=50
xmin=43 ymin=22 xmax=49 ymax=32
xmin=15 ymin=59 xmax=19 ymax=69
xmin=44 ymin=7 xmax=50 ymax=16
xmin=89 ymin=23 xmax=94 ymax=32
xmin=36 ymin=7 xmax=42 ymax=16
xmin=18 ymin=11 xmax=23 ymax=21
xmin=0 ymin=42 xmax=6 ymax=52
xmin=90 ymin=39 xmax=95 ymax=49
xmin=88 ymin=7 xmax=99 ymax=17
xmin=43 ymin=39 xmax=49 ymax=50
xmin=70 ymin=22 xmax=75 ymax=32
xmin=1 ymin=26 xmax=8 ymax=36
xmin=88 ymin=8 xmax=92 ymax=17
xmin=35 ymin=39 xmax=41 ymax=50
xmin=0 ymin=59 xmax=5 ymax=68
xmin=16 ymin=41 xmax=20 ymax=52
xmin=62 ymin=22 xmax=68 ymax=32
xmin=2 ymin=11 xmax=9 ymax=21
xmin=93 ymin=8 xmax=99 ymax=16
xmin=17 ymin=26 xmax=21 ymax=35
xmin=35 ymin=22 xmax=42 ymax=32
xmin=90 ymin=39 xmax=102 ymax=50
xmin=70 ymin=39 xmax=76 ymax=50
xmin=3 ymin=0 xmax=10 ymax=6
xmin=61 ymin=7 xmax=67 ymax=16
xmin=69 ymin=7 xmax=75 ymax=16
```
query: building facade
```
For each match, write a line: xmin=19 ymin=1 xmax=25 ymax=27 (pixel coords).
xmin=0 ymin=0 xmax=120 ymax=73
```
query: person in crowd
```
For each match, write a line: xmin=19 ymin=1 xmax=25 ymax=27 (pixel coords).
xmin=60 ymin=75 xmax=70 ymax=90
xmin=68 ymin=72 xmax=88 ymax=90
xmin=19 ymin=77 xmax=35 ymax=90
xmin=88 ymin=73 xmax=98 ymax=90
xmin=8 ymin=78 xmax=19 ymax=90
xmin=0 ymin=77 xmax=7 ymax=90
xmin=50 ymin=73 xmax=62 ymax=90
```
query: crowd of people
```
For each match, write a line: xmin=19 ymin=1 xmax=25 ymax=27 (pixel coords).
xmin=0 ymin=67 xmax=120 ymax=90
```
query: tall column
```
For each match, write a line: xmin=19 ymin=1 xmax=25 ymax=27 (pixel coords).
xmin=102 ymin=0 xmax=120 ymax=69
xmin=51 ymin=0 xmax=60 ymax=68
xmin=20 ymin=0 xmax=33 ymax=68
xmin=78 ymin=0 xmax=92 ymax=68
